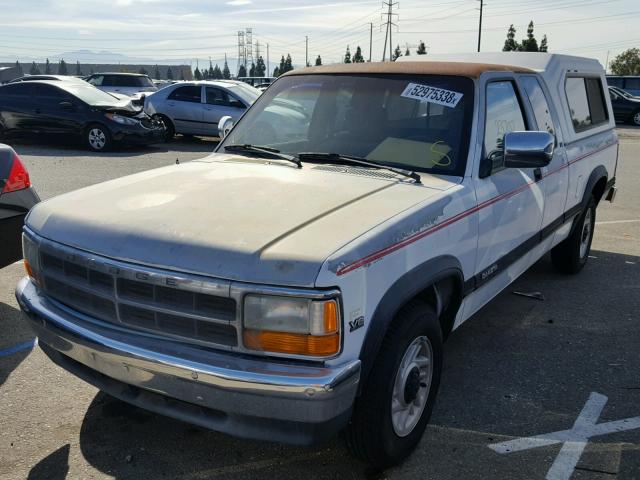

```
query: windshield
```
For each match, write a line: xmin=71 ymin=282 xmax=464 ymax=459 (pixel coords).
xmin=219 ymin=74 xmax=474 ymax=176
xmin=228 ymin=84 xmax=260 ymax=105
xmin=62 ymin=84 xmax=122 ymax=105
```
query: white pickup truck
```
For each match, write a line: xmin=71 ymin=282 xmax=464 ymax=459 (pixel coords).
xmin=16 ymin=53 xmax=617 ymax=468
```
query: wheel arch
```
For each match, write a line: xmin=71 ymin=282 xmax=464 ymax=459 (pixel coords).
xmin=357 ymin=255 xmax=464 ymax=393
xmin=584 ymin=165 xmax=608 ymax=207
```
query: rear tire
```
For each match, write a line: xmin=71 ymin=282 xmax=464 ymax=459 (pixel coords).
xmin=345 ymin=300 xmax=442 ymax=469
xmin=551 ymin=196 xmax=596 ymax=274
xmin=85 ymin=124 xmax=112 ymax=152
xmin=631 ymin=110 xmax=640 ymax=126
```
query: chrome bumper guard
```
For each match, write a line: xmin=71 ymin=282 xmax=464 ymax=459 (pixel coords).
xmin=16 ymin=277 xmax=360 ymax=445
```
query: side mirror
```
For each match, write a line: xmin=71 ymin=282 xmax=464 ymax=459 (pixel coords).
xmin=59 ymin=101 xmax=75 ymax=111
xmin=503 ymin=131 xmax=554 ymax=169
xmin=218 ymin=115 xmax=234 ymax=139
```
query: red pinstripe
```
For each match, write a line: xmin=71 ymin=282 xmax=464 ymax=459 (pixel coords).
xmin=336 ymin=141 xmax=617 ymax=276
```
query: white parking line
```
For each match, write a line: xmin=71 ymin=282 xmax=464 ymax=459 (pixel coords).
xmin=488 ymin=392 xmax=640 ymax=480
xmin=595 ymin=219 xmax=640 ymax=225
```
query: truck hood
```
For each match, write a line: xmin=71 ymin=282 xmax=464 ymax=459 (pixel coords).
xmin=26 ymin=155 xmax=456 ymax=286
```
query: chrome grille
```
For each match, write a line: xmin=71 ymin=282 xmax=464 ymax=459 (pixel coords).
xmin=39 ymin=247 xmax=238 ymax=349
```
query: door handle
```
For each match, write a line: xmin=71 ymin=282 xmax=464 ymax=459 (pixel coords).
xmin=534 ymin=168 xmax=542 ymax=182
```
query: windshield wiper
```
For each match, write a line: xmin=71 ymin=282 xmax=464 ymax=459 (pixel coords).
xmin=298 ymin=152 xmax=421 ymax=184
xmin=223 ymin=144 xmax=302 ymax=168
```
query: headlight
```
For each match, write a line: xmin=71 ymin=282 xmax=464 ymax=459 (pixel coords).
xmin=105 ymin=113 xmax=139 ymax=126
xmin=243 ymin=294 xmax=340 ymax=357
xmin=22 ymin=233 xmax=41 ymax=285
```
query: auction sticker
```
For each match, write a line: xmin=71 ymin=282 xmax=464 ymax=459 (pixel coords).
xmin=401 ymin=83 xmax=463 ymax=108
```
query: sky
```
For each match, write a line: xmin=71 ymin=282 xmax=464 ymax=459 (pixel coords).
xmin=0 ymin=0 xmax=638 ymax=73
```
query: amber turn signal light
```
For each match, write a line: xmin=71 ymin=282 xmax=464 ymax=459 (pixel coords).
xmin=244 ymin=330 xmax=340 ymax=356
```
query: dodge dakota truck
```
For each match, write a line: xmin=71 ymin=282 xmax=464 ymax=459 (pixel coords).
xmin=16 ymin=53 xmax=618 ymax=468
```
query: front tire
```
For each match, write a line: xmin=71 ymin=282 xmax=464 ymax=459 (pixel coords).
xmin=85 ymin=124 xmax=111 ymax=152
xmin=631 ymin=110 xmax=640 ymax=126
xmin=152 ymin=114 xmax=175 ymax=141
xmin=551 ymin=196 xmax=596 ymax=274
xmin=345 ymin=300 xmax=442 ymax=469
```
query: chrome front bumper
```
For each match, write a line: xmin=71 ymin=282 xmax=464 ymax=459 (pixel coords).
xmin=16 ymin=277 xmax=360 ymax=445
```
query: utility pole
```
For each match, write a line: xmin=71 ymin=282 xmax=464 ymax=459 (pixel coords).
xmin=605 ymin=50 xmax=610 ymax=73
xmin=305 ymin=36 xmax=308 ymax=67
xmin=267 ymin=43 xmax=270 ymax=75
xmin=477 ymin=0 xmax=484 ymax=52
xmin=381 ymin=1 xmax=398 ymax=61
xmin=369 ymin=22 xmax=373 ymax=62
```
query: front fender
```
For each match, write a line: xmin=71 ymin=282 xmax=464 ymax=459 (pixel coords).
xmin=357 ymin=255 xmax=464 ymax=390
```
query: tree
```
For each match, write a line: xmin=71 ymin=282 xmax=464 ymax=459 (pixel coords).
xmin=29 ymin=62 xmax=40 ymax=75
xmin=194 ymin=67 xmax=202 ymax=80
xmin=76 ymin=61 xmax=82 ymax=76
xmin=15 ymin=60 xmax=23 ymax=76
xmin=610 ymin=48 xmax=640 ymax=75
xmin=58 ymin=59 xmax=68 ymax=75
xmin=213 ymin=64 xmax=222 ymax=79
xmin=166 ymin=67 xmax=173 ymax=80
xmin=521 ymin=21 xmax=539 ymax=52
xmin=249 ymin=62 xmax=256 ymax=77
xmin=222 ymin=60 xmax=231 ymax=79
xmin=208 ymin=60 xmax=214 ymax=79
xmin=284 ymin=54 xmax=293 ymax=72
xmin=273 ymin=66 xmax=280 ymax=77
xmin=238 ymin=64 xmax=247 ymax=77
xmin=392 ymin=45 xmax=402 ymax=61
xmin=139 ymin=67 xmax=148 ymax=75
xmin=255 ymin=56 xmax=266 ymax=76
xmin=180 ymin=69 xmax=185 ymax=81
xmin=344 ymin=46 xmax=352 ymax=63
xmin=45 ymin=58 xmax=51 ymax=74
xmin=353 ymin=46 xmax=365 ymax=63
xmin=315 ymin=55 xmax=322 ymax=66
xmin=405 ymin=46 xmax=410 ymax=57
xmin=503 ymin=24 xmax=520 ymax=52
xmin=417 ymin=41 xmax=427 ymax=55
xmin=539 ymin=35 xmax=548 ymax=52
xmin=154 ymin=64 xmax=161 ymax=79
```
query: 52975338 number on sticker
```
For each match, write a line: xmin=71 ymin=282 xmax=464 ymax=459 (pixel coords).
xmin=401 ymin=82 xmax=464 ymax=108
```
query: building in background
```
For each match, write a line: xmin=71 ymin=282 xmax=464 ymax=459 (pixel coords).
xmin=0 ymin=62 xmax=192 ymax=81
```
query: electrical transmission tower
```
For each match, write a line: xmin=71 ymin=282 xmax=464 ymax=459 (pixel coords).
xmin=237 ymin=30 xmax=246 ymax=76
xmin=245 ymin=27 xmax=254 ymax=69
xmin=381 ymin=1 xmax=398 ymax=61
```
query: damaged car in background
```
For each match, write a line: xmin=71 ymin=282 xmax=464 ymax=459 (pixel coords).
xmin=0 ymin=80 xmax=165 ymax=151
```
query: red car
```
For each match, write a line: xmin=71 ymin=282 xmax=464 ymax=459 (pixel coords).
xmin=0 ymin=144 xmax=39 ymax=268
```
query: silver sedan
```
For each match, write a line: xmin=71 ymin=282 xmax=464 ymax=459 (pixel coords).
xmin=144 ymin=81 xmax=261 ymax=140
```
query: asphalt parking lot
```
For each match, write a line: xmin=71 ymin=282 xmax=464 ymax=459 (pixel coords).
xmin=1 ymin=130 xmax=639 ymax=480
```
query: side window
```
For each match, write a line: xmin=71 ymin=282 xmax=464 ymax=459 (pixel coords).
xmin=624 ymin=78 xmax=640 ymax=90
xmin=0 ymin=84 xmax=32 ymax=97
xmin=168 ymin=86 xmax=202 ymax=103
xmin=585 ymin=78 xmax=608 ymax=125
xmin=205 ymin=87 xmax=229 ymax=106
xmin=566 ymin=77 xmax=608 ymax=132
xmin=87 ymin=75 xmax=103 ymax=86
xmin=31 ymin=84 xmax=65 ymax=100
xmin=519 ymin=76 xmax=555 ymax=136
xmin=101 ymin=75 xmax=117 ymax=87
xmin=484 ymin=81 xmax=527 ymax=172
xmin=606 ymin=77 xmax=623 ymax=88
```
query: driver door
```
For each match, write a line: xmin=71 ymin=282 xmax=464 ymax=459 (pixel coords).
xmin=470 ymin=77 xmax=545 ymax=304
